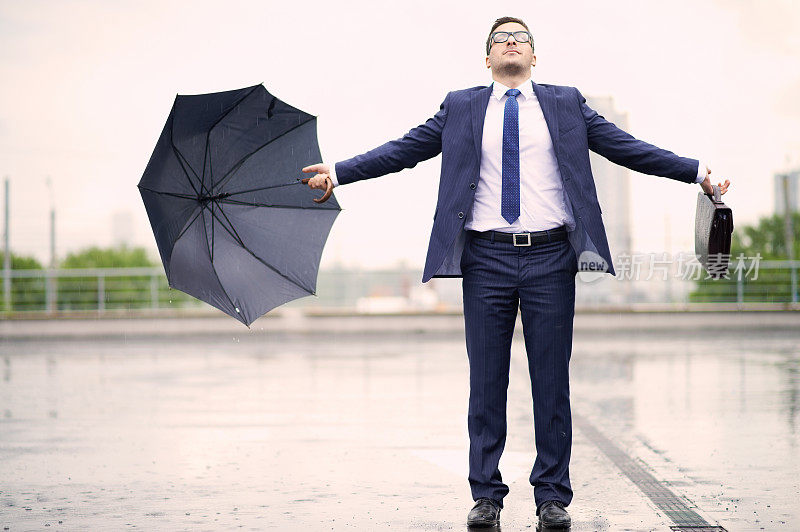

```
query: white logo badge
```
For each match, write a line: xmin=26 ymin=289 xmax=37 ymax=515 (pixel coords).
xmin=577 ymin=250 xmax=608 ymax=283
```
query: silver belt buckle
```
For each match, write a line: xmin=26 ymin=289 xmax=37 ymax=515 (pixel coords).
xmin=513 ymin=233 xmax=531 ymax=247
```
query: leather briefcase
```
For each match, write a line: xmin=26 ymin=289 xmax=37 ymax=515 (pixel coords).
xmin=695 ymin=184 xmax=733 ymax=278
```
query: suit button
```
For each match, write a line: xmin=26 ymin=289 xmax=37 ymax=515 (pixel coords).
xmin=458 ymin=212 xmax=464 ymax=219
xmin=469 ymin=183 xmax=476 ymax=190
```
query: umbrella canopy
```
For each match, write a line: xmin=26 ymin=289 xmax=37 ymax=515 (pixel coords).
xmin=138 ymin=84 xmax=340 ymax=326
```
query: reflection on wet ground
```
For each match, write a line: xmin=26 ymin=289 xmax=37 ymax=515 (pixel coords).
xmin=0 ymin=315 xmax=798 ymax=530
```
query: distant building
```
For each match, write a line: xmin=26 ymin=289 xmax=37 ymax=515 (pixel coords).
xmin=578 ymin=96 xmax=634 ymax=304
xmin=586 ymin=96 xmax=633 ymax=257
xmin=774 ymin=169 xmax=800 ymax=214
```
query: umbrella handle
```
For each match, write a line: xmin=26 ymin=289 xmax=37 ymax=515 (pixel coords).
xmin=301 ymin=177 xmax=333 ymax=203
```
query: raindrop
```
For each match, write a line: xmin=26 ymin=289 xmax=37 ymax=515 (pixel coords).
xmin=235 ymin=307 xmax=240 ymax=313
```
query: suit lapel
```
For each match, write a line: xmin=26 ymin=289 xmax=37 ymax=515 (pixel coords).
xmin=470 ymin=85 xmax=493 ymax=159
xmin=532 ymin=81 xmax=560 ymax=150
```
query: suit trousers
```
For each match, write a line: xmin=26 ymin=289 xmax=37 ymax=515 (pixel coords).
xmin=460 ymin=229 xmax=577 ymax=509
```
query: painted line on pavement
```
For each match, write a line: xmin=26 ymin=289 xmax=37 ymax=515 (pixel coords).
xmin=573 ymin=412 xmax=727 ymax=532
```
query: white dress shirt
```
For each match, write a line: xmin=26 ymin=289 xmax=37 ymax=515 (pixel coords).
xmin=328 ymin=81 xmax=709 ymax=224
xmin=467 ymin=80 xmax=573 ymax=232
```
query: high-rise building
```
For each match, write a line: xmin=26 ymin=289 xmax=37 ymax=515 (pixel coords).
xmin=577 ymin=96 xmax=634 ymax=304
xmin=774 ymin=169 xmax=799 ymax=214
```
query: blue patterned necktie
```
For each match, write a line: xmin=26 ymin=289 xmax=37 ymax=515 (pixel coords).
xmin=501 ymin=88 xmax=521 ymax=225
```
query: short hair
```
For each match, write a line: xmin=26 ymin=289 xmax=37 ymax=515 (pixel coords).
xmin=486 ymin=16 xmax=534 ymax=55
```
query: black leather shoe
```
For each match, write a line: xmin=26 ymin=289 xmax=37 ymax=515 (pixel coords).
xmin=467 ymin=497 xmax=501 ymax=527
xmin=536 ymin=500 xmax=571 ymax=529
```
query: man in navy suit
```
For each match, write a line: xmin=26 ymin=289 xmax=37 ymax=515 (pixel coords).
xmin=304 ymin=16 xmax=729 ymax=529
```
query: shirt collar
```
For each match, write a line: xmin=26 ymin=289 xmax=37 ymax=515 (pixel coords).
xmin=491 ymin=78 xmax=535 ymax=101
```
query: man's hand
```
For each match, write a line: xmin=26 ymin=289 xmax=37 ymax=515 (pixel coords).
xmin=699 ymin=165 xmax=730 ymax=196
xmin=301 ymin=163 xmax=333 ymax=203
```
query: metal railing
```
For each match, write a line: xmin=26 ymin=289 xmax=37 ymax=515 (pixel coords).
xmin=1 ymin=267 xmax=202 ymax=313
xmin=0 ymin=260 xmax=798 ymax=315
xmin=686 ymin=259 xmax=799 ymax=305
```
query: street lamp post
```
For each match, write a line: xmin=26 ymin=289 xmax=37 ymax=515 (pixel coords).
xmin=45 ymin=176 xmax=57 ymax=313
xmin=782 ymin=173 xmax=798 ymax=303
xmin=3 ymin=177 xmax=9 ymax=312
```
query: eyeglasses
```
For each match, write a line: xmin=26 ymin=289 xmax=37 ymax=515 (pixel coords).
xmin=487 ymin=31 xmax=534 ymax=54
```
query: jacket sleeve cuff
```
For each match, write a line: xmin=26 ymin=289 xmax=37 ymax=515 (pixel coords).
xmin=329 ymin=163 xmax=340 ymax=187
xmin=695 ymin=161 xmax=708 ymax=184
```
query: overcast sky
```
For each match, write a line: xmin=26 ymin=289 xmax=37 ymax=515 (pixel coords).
xmin=1 ymin=0 xmax=799 ymax=269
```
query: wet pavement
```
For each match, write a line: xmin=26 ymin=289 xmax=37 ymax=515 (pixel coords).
xmin=0 ymin=313 xmax=798 ymax=531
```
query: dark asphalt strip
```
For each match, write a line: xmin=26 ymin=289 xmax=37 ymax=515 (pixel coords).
xmin=572 ymin=412 xmax=727 ymax=532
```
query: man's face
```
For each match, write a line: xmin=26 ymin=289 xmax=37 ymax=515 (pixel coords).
xmin=486 ymin=22 xmax=536 ymax=77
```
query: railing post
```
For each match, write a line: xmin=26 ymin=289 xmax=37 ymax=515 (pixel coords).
xmin=736 ymin=264 xmax=744 ymax=309
xmin=150 ymin=274 xmax=158 ymax=309
xmin=53 ymin=271 xmax=58 ymax=311
xmin=97 ymin=274 xmax=105 ymax=313
xmin=46 ymin=269 xmax=55 ymax=314
xmin=3 ymin=178 xmax=9 ymax=314
xmin=791 ymin=262 xmax=798 ymax=304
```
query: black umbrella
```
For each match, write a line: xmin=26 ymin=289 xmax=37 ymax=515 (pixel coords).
xmin=138 ymin=84 xmax=340 ymax=326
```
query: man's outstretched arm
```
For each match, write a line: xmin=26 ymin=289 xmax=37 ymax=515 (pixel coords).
xmin=303 ymin=93 xmax=449 ymax=194
xmin=576 ymin=88 xmax=729 ymax=195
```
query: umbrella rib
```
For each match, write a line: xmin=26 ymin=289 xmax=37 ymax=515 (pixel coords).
xmin=198 ymin=203 xmax=240 ymax=316
xmin=212 ymin=201 xmax=314 ymax=295
xmin=164 ymin=205 xmax=204 ymax=283
xmin=137 ymin=185 xmax=197 ymax=201
xmin=207 ymin=202 xmax=243 ymax=248
xmin=218 ymin=198 xmax=339 ymax=211
xmin=173 ymin=205 xmax=204 ymax=245
xmin=211 ymin=117 xmax=316 ymax=192
xmin=170 ymin=118 xmax=210 ymax=197
xmin=204 ymin=85 xmax=262 ymax=191
xmin=209 ymin=85 xmax=262 ymax=133
xmin=169 ymin=145 xmax=201 ymax=196
xmin=202 ymin=141 xmax=212 ymax=203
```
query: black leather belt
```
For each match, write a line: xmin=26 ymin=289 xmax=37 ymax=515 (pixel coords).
xmin=468 ymin=225 xmax=568 ymax=246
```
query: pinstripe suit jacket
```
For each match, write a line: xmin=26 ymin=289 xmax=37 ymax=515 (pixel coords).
xmin=334 ymin=82 xmax=700 ymax=281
